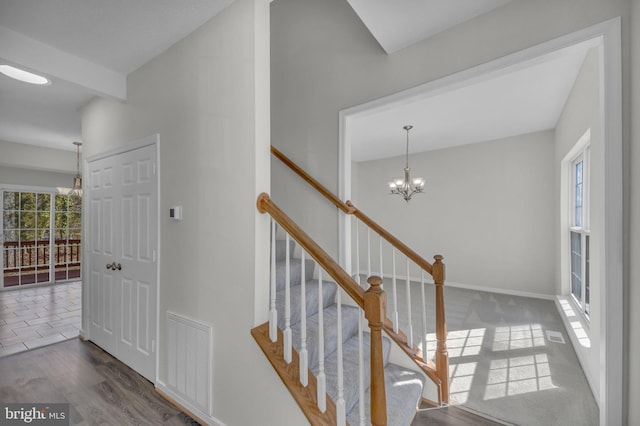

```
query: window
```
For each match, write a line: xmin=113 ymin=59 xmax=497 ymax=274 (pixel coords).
xmin=569 ymin=147 xmax=590 ymax=318
xmin=1 ymin=188 xmax=81 ymax=288
xmin=54 ymin=194 xmax=82 ymax=281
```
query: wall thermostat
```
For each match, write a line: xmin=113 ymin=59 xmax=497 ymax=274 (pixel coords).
xmin=169 ymin=206 xmax=182 ymax=221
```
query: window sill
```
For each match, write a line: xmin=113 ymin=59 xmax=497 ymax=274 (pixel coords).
xmin=556 ymin=295 xmax=591 ymax=348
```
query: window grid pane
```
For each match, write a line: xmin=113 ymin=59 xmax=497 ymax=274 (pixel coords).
xmin=575 ymin=161 xmax=583 ymax=228
xmin=570 ymin=231 xmax=582 ymax=301
xmin=585 ymin=235 xmax=590 ymax=316
xmin=54 ymin=194 xmax=82 ymax=281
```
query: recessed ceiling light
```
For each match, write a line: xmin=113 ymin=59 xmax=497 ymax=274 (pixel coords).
xmin=0 ymin=65 xmax=50 ymax=85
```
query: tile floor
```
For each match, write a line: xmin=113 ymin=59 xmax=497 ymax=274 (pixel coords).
xmin=0 ymin=281 xmax=81 ymax=357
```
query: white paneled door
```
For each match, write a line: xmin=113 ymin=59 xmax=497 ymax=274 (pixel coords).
xmin=87 ymin=141 xmax=158 ymax=382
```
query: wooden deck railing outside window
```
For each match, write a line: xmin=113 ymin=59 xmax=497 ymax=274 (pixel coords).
xmin=3 ymin=239 xmax=81 ymax=286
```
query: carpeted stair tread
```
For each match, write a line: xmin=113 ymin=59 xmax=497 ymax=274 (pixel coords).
xmin=276 ymin=280 xmax=337 ymax=329
xmin=273 ymin=241 xmax=425 ymax=425
xmin=275 ymin=239 xmax=296 ymax=261
xmin=275 ymin=258 xmax=315 ymax=291
xmin=290 ymin=304 xmax=360 ymax=371
xmin=319 ymin=332 xmax=393 ymax=416
xmin=346 ymin=363 xmax=426 ymax=426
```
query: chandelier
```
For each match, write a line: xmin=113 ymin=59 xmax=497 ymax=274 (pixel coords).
xmin=69 ymin=141 xmax=82 ymax=197
xmin=388 ymin=125 xmax=424 ymax=202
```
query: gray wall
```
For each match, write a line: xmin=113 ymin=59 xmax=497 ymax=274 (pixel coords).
xmin=0 ymin=165 xmax=74 ymax=189
xmin=271 ymin=0 xmax=636 ymax=423
xmin=629 ymin=0 xmax=639 ymax=423
xmin=81 ymin=1 xmax=302 ymax=425
xmin=0 ymin=139 xmax=75 ymax=174
xmin=354 ymin=130 xmax=555 ymax=295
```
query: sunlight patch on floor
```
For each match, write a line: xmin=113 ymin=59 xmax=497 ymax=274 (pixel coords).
xmin=446 ymin=328 xmax=486 ymax=357
xmin=484 ymin=354 xmax=557 ymax=400
xmin=449 ymin=361 xmax=478 ymax=404
xmin=492 ymin=324 xmax=546 ymax=351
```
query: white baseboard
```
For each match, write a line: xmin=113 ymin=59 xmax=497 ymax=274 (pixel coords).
xmin=355 ymin=271 xmax=556 ymax=301
xmin=444 ymin=281 xmax=556 ymax=301
xmin=155 ymin=380 xmax=225 ymax=426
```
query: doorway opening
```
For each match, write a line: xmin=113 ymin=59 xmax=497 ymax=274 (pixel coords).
xmin=338 ymin=18 xmax=622 ymax=426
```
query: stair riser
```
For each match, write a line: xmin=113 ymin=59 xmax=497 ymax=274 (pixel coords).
xmin=320 ymin=334 xmax=392 ymax=416
xmin=270 ymin=241 xmax=426 ymax=426
xmin=276 ymin=281 xmax=337 ymax=330
xmin=290 ymin=305 xmax=360 ymax=372
xmin=275 ymin=259 xmax=315 ymax=291
xmin=275 ymin=239 xmax=295 ymax=261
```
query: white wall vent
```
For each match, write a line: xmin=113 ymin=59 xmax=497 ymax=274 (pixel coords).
xmin=166 ymin=311 xmax=213 ymax=415
xmin=545 ymin=330 xmax=566 ymax=344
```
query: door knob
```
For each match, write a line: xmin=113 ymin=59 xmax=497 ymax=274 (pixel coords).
xmin=106 ymin=262 xmax=122 ymax=271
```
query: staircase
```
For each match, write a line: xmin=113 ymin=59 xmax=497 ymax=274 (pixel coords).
xmin=252 ymin=147 xmax=450 ymax=425
xmin=272 ymin=239 xmax=425 ymax=425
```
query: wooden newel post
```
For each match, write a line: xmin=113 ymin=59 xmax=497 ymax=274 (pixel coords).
xmin=365 ymin=276 xmax=387 ymax=426
xmin=432 ymin=255 xmax=449 ymax=404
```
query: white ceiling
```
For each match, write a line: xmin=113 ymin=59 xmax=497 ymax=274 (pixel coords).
xmin=350 ymin=40 xmax=595 ymax=162
xmin=0 ymin=0 xmax=591 ymax=163
xmin=347 ymin=0 xmax=512 ymax=54
xmin=0 ymin=0 xmax=234 ymax=151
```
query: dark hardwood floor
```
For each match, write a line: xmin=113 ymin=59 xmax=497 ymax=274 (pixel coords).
xmin=1 ymin=337 xmax=510 ymax=425
xmin=411 ymin=401 xmax=512 ymax=426
xmin=0 ymin=338 xmax=199 ymax=425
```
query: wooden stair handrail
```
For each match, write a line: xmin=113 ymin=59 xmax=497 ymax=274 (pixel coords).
xmin=270 ymin=146 xmax=449 ymax=404
xmin=345 ymin=201 xmax=433 ymax=276
xmin=271 ymin=145 xmax=433 ymax=275
xmin=257 ymin=193 xmax=388 ymax=423
xmin=271 ymin=145 xmax=355 ymax=215
xmin=257 ymin=193 xmax=365 ymax=308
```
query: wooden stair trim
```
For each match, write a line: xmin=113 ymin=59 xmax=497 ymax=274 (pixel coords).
xmin=251 ymin=322 xmax=340 ymax=425
xmin=270 ymin=146 xmax=450 ymax=403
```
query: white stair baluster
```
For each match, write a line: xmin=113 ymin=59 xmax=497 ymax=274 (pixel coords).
xmin=336 ymin=289 xmax=346 ymax=425
xmin=354 ymin=219 xmax=361 ymax=285
xmin=406 ymin=257 xmax=414 ymax=348
xmin=269 ymin=219 xmax=277 ymax=342
xmin=358 ymin=309 xmax=366 ymax=426
xmin=391 ymin=248 xmax=399 ymax=334
xmin=284 ymin=234 xmax=292 ymax=363
xmin=299 ymin=249 xmax=308 ymax=386
xmin=317 ymin=267 xmax=326 ymax=412
xmin=421 ymin=270 xmax=428 ymax=363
